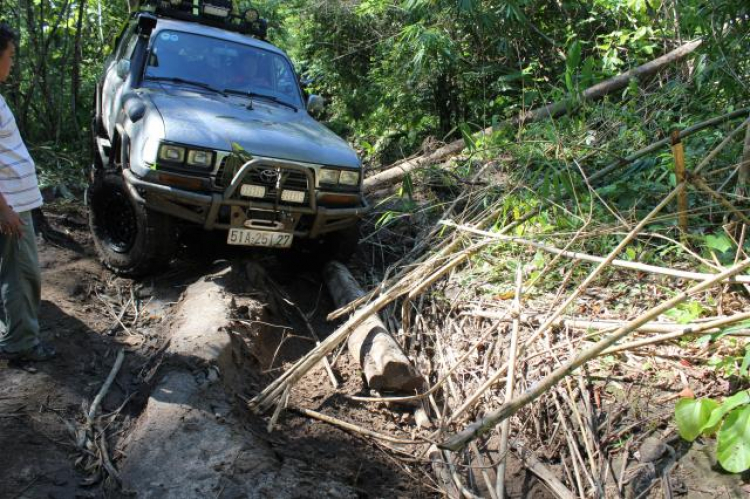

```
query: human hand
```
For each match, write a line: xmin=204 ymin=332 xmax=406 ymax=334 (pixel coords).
xmin=0 ymin=205 xmax=24 ymax=238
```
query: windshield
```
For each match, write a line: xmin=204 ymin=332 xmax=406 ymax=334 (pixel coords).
xmin=145 ymin=30 xmax=303 ymax=108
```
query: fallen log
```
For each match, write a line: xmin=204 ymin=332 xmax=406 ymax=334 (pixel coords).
xmin=323 ymin=261 xmax=423 ymax=393
xmin=364 ymin=39 xmax=703 ymax=194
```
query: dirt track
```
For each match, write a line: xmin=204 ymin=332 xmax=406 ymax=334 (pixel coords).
xmin=0 ymin=203 xmax=432 ymax=498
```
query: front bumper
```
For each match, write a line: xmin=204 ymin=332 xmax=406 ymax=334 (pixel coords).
xmin=122 ymin=157 xmax=370 ymax=238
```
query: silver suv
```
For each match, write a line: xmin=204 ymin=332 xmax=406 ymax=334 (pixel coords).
xmin=89 ymin=1 xmax=369 ymax=276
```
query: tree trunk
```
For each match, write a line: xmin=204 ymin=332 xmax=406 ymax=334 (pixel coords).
xmin=323 ymin=261 xmax=423 ymax=394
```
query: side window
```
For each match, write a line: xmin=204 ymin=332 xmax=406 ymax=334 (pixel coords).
xmin=122 ymin=33 xmax=139 ymax=62
xmin=273 ymin=57 xmax=297 ymax=98
xmin=116 ymin=24 xmax=137 ymax=61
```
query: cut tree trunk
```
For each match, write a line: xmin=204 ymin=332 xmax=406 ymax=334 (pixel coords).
xmin=323 ymin=261 xmax=423 ymax=393
xmin=364 ymin=39 xmax=703 ymax=194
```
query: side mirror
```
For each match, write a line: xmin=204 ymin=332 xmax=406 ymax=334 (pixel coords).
xmin=306 ymin=94 xmax=325 ymax=116
xmin=116 ymin=60 xmax=131 ymax=80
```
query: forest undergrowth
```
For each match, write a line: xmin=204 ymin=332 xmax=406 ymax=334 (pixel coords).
xmin=333 ymin=71 xmax=750 ymax=497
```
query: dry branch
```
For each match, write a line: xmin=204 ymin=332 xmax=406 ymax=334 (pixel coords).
xmin=440 ymin=258 xmax=750 ymax=451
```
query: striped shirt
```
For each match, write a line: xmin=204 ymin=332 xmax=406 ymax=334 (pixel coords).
xmin=0 ymin=94 xmax=42 ymax=213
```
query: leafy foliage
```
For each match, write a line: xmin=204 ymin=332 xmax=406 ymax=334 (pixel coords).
xmin=675 ymin=392 xmax=750 ymax=473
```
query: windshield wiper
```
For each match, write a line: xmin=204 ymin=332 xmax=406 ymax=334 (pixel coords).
xmin=223 ymin=89 xmax=298 ymax=112
xmin=148 ymin=76 xmax=227 ymax=97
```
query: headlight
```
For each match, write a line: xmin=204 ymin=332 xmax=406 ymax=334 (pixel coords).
xmin=187 ymin=150 xmax=213 ymax=168
xmin=319 ymin=168 xmax=340 ymax=184
xmin=339 ymin=171 xmax=360 ymax=186
xmin=159 ymin=144 xmax=186 ymax=163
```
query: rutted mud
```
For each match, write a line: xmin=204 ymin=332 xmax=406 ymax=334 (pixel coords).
xmin=0 ymin=204 xmax=429 ymax=498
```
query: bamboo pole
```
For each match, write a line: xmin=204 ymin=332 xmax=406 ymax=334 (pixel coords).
xmin=602 ymin=311 xmax=750 ymax=354
xmin=440 ymin=258 xmax=750 ymax=451
xmin=442 ymin=222 xmax=750 ymax=284
xmin=672 ymin=131 xmax=689 ymax=236
xmin=496 ymin=268 xmax=523 ymax=499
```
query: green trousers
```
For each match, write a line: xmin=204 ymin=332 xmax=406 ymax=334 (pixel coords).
xmin=0 ymin=211 xmax=41 ymax=353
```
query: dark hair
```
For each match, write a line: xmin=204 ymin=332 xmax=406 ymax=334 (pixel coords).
xmin=0 ymin=23 xmax=17 ymax=55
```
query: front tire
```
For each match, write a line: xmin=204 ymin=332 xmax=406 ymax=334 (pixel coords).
xmin=88 ymin=173 xmax=177 ymax=277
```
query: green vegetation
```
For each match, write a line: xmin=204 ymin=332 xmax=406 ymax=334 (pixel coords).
xmin=676 ymin=391 xmax=750 ymax=473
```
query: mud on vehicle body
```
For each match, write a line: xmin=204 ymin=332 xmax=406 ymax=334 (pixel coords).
xmin=90 ymin=0 xmax=369 ymax=276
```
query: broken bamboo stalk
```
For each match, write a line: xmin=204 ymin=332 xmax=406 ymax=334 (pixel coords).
xmin=443 ymin=221 xmax=750 ymax=284
xmin=739 ymin=120 xmax=750 ymax=197
xmin=601 ymin=311 xmax=750 ymax=354
xmin=364 ymin=40 xmax=704 ymax=193
xmin=496 ymin=267 xmax=523 ymax=499
xmin=323 ymin=261 xmax=423 ymax=393
xmin=688 ymin=173 xmax=750 ymax=225
xmin=440 ymin=258 xmax=750 ymax=451
xmin=467 ymin=310 xmax=750 ymax=336
xmin=293 ymin=407 xmax=420 ymax=445
xmin=511 ymin=442 xmax=578 ymax=499
xmin=672 ymin=131 xmax=689 ymax=236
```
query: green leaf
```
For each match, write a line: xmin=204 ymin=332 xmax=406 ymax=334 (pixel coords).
xmin=459 ymin=123 xmax=476 ymax=151
xmin=741 ymin=347 xmax=750 ymax=377
xmin=675 ymin=398 xmax=719 ymax=441
xmin=702 ymin=391 xmax=750 ymax=434
xmin=566 ymin=41 xmax=581 ymax=72
xmin=704 ymin=234 xmax=734 ymax=253
xmin=717 ymin=406 xmax=750 ymax=473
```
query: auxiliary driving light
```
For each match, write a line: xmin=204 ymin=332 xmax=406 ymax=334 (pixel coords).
xmin=240 ymin=184 xmax=266 ymax=198
xmin=281 ymin=190 xmax=306 ymax=203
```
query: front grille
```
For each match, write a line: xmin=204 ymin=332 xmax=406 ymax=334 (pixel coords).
xmin=239 ymin=165 xmax=310 ymax=205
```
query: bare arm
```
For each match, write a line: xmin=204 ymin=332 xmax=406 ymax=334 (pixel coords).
xmin=0 ymin=190 xmax=25 ymax=238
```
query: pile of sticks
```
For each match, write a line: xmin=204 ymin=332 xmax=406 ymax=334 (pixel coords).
xmin=250 ymin=110 xmax=750 ymax=497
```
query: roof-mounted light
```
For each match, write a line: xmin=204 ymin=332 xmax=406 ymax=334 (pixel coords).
xmin=203 ymin=2 xmax=231 ymax=18
xmin=138 ymin=0 xmax=269 ymax=40
xmin=243 ymin=9 xmax=260 ymax=22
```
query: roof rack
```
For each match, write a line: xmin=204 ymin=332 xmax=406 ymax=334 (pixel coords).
xmin=137 ymin=0 xmax=268 ymax=39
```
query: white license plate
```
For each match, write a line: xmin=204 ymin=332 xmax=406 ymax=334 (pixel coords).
xmin=227 ymin=228 xmax=293 ymax=248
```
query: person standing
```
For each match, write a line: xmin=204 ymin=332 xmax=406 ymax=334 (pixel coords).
xmin=0 ymin=23 xmax=54 ymax=362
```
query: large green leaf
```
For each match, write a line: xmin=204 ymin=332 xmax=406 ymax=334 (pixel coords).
xmin=704 ymin=234 xmax=733 ymax=253
xmin=702 ymin=391 xmax=750 ymax=434
xmin=717 ymin=406 xmax=750 ymax=473
xmin=675 ymin=398 xmax=719 ymax=442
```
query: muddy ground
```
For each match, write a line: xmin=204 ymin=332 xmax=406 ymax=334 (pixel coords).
xmin=0 ymin=203 xmax=436 ymax=498
xmin=2 ymin=201 xmax=749 ymax=499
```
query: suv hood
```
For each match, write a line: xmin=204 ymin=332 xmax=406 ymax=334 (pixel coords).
xmin=144 ymin=89 xmax=361 ymax=169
